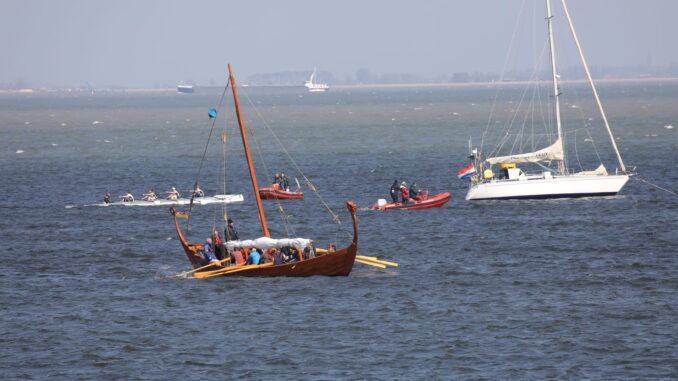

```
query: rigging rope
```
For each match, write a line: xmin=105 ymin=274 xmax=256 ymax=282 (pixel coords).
xmin=635 ymin=176 xmax=678 ymax=197
xmin=248 ymin=124 xmax=296 ymax=237
xmin=240 ymin=89 xmax=344 ymax=229
xmin=488 ymin=39 xmax=550 ymax=160
xmin=186 ymin=82 xmax=230 ymax=230
xmin=480 ymin=0 xmax=528 ymax=157
xmin=214 ymin=102 xmax=232 ymax=235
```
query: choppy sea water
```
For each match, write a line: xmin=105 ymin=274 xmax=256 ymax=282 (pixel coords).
xmin=1 ymin=82 xmax=677 ymax=379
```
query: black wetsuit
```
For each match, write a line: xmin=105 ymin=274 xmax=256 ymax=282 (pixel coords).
xmin=389 ymin=180 xmax=399 ymax=203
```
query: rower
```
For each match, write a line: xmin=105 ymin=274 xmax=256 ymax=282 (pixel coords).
xmin=142 ymin=188 xmax=157 ymax=201
xmin=247 ymin=248 xmax=261 ymax=265
xmin=166 ymin=186 xmax=180 ymax=200
xmin=202 ymin=237 xmax=219 ymax=266
xmin=120 ymin=191 xmax=134 ymax=202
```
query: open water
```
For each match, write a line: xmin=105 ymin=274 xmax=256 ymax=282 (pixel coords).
xmin=1 ymin=81 xmax=677 ymax=380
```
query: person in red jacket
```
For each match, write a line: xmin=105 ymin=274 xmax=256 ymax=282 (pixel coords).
xmin=400 ymin=181 xmax=410 ymax=203
xmin=211 ymin=227 xmax=225 ymax=260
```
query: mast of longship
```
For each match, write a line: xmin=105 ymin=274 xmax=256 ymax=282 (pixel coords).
xmin=546 ymin=0 xmax=566 ymax=174
xmin=228 ymin=64 xmax=270 ymax=237
xmin=560 ymin=0 xmax=626 ymax=173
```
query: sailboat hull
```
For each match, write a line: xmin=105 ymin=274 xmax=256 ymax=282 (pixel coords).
xmin=465 ymin=174 xmax=629 ymax=200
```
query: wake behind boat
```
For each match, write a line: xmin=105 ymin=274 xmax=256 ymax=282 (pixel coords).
xmin=86 ymin=194 xmax=244 ymax=207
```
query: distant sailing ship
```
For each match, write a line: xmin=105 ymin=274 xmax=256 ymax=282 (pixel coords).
xmin=304 ymin=68 xmax=328 ymax=92
xmin=177 ymin=84 xmax=194 ymax=94
xmin=463 ymin=0 xmax=630 ymax=201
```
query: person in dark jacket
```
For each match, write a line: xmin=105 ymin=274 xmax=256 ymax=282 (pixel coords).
xmin=225 ymin=219 xmax=239 ymax=242
xmin=212 ymin=228 xmax=225 ymax=260
xmin=409 ymin=182 xmax=423 ymax=201
xmin=389 ymin=179 xmax=399 ymax=203
xmin=280 ymin=173 xmax=290 ymax=191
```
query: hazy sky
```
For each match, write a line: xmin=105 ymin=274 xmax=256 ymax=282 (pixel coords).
xmin=1 ymin=0 xmax=676 ymax=87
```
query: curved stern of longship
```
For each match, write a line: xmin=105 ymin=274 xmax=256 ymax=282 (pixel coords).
xmin=170 ymin=207 xmax=205 ymax=268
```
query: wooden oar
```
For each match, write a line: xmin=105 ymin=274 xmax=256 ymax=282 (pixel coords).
xmin=202 ymin=262 xmax=274 ymax=278
xmin=173 ymin=257 xmax=232 ymax=278
xmin=356 ymin=255 xmax=399 ymax=267
xmin=194 ymin=262 xmax=273 ymax=279
xmin=357 ymin=255 xmax=378 ymax=260
xmin=355 ymin=258 xmax=386 ymax=269
xmin=193 ymin=264 xmax=249 ymax=279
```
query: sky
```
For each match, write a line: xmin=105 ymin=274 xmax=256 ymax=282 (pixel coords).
xmin=1 ymin=0 xmax=676 ymax=87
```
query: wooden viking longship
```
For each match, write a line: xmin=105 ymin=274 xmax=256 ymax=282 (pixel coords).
xmin=171 ymin=64 xmax=358 ymax=278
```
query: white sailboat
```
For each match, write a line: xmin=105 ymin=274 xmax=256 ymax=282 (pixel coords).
xmin=304 ymin=68 xmax=329 ymax=92
xmin=465 ymin=0 xmax=629 ymax=201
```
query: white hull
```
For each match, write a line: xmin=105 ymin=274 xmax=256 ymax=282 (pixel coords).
xmin=466 ymin=174 xmax=628 ymax=200
xmin=85 ymin=194 xmax=244 ymax=207
xmin=177 ymin=85 xmax=194 ymax=93
xmin=304 ymin=69 xmax=328 ymax=92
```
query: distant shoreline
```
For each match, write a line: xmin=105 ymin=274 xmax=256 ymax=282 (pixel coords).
xmin=332 ymin=77 xmax=678 ymax=90
xmin=2 ymin=77 xmax=678 ymax=94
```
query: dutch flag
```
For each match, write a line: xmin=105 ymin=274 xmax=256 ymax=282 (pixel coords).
xmin=457 ymin=164 xmax=476 ymax=180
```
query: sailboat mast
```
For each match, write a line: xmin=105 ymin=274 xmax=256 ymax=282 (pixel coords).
xmin=228 ymin=64 xmax=270 ymax=237
xmin=560 ymin=0 xmax=626 ymax=173
xmin=546 ymin=0 xmax=566 ymax=174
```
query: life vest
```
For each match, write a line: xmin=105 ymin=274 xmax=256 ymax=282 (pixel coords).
xmin=400 ymin=187 xmax=409 ymax=199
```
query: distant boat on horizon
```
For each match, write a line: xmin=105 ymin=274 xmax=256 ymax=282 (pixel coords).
xmin=177 ymin=84 xmax=194 ymax=94
xmin=304 ymin=68 xmax=328 ymax=92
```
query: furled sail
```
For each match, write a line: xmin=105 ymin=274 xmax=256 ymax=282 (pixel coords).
xmin=486 ymin=139 xmax=563 ymax=165
xmin=574 ymin=164 xmax=608 ymax=176
xmin=225 ymin=237 xmax=312 ymax=251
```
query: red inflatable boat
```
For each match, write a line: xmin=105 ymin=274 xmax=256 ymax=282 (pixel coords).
xmin=259 ymin=187 xmax=304 ymax=200
xmin=371 ymin=191 xmax=451 ymax=210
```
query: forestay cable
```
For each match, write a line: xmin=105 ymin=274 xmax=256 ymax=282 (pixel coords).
xmin=240 ymin=89 xmax=344 ymax=229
